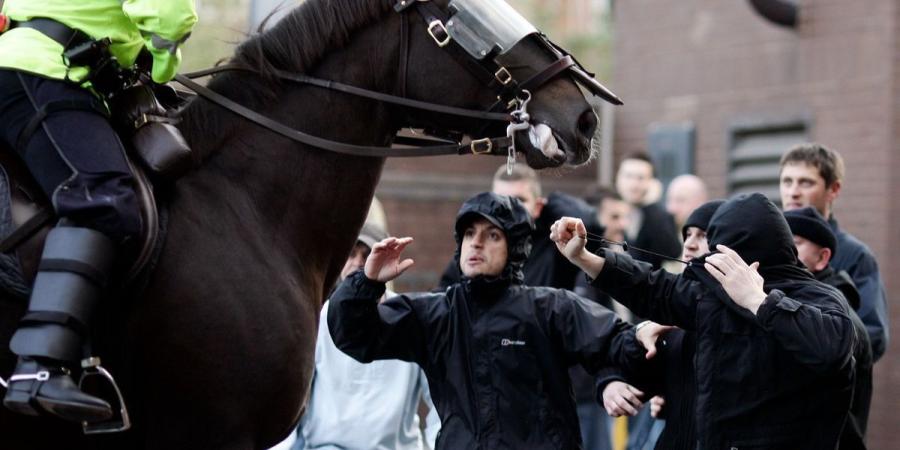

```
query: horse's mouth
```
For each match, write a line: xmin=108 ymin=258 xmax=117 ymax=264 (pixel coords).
xmin=515 ymin=123 xmax=589 ymax=169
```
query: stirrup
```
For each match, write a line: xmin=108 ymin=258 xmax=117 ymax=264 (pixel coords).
xmin=78 ymin=357 xmax=131 ymax=434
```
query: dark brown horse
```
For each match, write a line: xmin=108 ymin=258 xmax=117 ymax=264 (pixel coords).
xmin=0 ymin=0 xmax=605 ymax=448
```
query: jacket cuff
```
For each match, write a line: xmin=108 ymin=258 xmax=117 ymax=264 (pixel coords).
xmin=347 ymin=270 xmax=387 ymax=300
xmin=756 ymin=289 xmax=800 ymax=326
xmin=591 ymin=248 xmax=622 ymax=285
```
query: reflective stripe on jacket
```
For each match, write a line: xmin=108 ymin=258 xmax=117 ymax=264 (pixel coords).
xmin=0 ymin=0 xmax=197 ymax=83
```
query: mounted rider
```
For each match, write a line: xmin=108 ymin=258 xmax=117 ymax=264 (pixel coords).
xmin=0 ymin=0 xmax=196 ymax=422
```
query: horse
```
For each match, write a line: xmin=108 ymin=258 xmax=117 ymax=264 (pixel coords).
xmin=0 ymin=0 xmax=609 ymax=448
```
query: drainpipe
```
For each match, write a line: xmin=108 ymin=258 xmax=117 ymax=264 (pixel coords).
xmin=748 ymin=0 xmax=798 ymax=28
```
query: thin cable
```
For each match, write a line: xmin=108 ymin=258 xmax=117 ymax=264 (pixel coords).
xmin=581 ymin=231 xmax=688 ymax=265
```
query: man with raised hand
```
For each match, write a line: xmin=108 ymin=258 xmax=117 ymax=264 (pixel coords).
xmin=551 ymin=193 xmax=855 ymax=449
xmin=329 ymin=192 xmax=642 ymax=450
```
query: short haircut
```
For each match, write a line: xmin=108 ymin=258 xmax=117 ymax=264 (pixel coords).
xmin=620 ymin=151 xmax=656 ymax=177
xmin=493 ymin=164 xmax=542 ymax=198
xmin=779 ymin=143 xmax=845 ymax=188
xmin=583 ymin=184 xmax=622 ymax=211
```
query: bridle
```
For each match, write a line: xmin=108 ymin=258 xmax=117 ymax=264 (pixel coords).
xmin=173 ymin=0 xmax=622 ymax=161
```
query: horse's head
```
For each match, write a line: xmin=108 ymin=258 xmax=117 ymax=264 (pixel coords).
xmin=399 ymin=0 xmax=621 ymax=169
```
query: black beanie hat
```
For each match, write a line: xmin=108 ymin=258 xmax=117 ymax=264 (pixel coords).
xmin=682 ymin=199 xmax=726 ymax=240
xmin=784 ymin=207 xmax=837 ymax=257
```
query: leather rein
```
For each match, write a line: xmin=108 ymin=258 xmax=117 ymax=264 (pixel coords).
xmin=173 ymin=0 xmax=581 ymax=159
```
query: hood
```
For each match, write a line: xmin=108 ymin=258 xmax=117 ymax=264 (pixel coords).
xmin=682 ymin=199 xmax=726 ymax=239
xmin=704 ymin=193 xmax=811 ymax=283
xmin=454 ymin=192 xmax=535 ymax=283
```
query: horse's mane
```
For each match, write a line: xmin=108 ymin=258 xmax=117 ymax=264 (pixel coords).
xmin=179 ymin=0 xmax=396 ymax=159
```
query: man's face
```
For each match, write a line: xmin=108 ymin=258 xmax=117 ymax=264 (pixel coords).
xmin=682 ymin=226 xmax=708 ymax=262
xmin=616 ymin=159 xmax=654 ymax=205
xmin=460 ymin=218 xmax=508 ymax=278
xmin=779 ymin=162 xmax=840 ymax=217
xmin=598 ymin=198 xmax=632 ymax=242
xmin=340 ymin=242 xmax=371 ymax=281
xmin=793 ymin=235 xmax=830 ymax=273
xmin=492 ymin=179 xmax=544 ymax=219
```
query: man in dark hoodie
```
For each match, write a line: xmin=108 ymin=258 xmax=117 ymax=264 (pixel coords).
xmin=784 ymin=206 xmax=872 ymax=450
xmin=438 ymin=164 xmax=603 ymax=290
xmin=595 ymin=199 xmax=725 ymax=450
xmin=551 ymin=193 xmax=855 ymax=449
xmin=328 ymin=192 xmax=642 ymax=450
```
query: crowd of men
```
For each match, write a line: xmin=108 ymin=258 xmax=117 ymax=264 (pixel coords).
xmin=281 ymin=142 xmax=887 ymax=450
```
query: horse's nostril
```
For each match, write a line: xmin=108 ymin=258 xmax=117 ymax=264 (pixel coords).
xmin=577 ymin=109 xmax=598 ymax=138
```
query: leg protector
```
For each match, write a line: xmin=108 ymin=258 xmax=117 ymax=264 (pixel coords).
xmin=4 ymin=226 xmax=115 ymax=422
xmin=10 ymin=226 xmax=115 ymax=361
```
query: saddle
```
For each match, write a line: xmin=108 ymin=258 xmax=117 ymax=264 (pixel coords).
xmin=0 ymin=138 xmax=161 ymax=295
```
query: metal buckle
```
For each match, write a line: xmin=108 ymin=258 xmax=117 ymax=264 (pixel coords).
xmin=470 ymin=138 xmax=493 ymax=155
xmin=8 ymin=370 xmax=51 ymax=383
xmin=79 ymin=357 xmax=132 ymax=434
xmin=495 ymin=67 xmax=512 ymax=85
xmin=427 ymin=20 xmax=450 ymax=48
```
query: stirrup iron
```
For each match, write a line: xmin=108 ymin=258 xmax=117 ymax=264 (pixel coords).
xmin=78 ymin=357 xmax=131 ymax=434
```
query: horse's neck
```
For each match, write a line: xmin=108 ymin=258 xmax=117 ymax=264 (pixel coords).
xmin=177 ymin=36 xmax=398 ymax=291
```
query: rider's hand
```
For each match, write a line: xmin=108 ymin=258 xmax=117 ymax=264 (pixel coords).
xmin=704 ymin=244 xmax=767 ymax=315
xmin=364 ymin=237 xmax=415 ymax=283
xmin=635 ymin=321 xmax=676 ymax=359
xmin=601 ymin=381 xmax=644 ymax=417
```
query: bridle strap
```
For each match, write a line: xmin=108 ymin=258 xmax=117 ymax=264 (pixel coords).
xmin=520 ymin=55 xmax=576 ymax=92
xmin=397 ymin=11 xmax=409 ymax=98
xmin=413 ymin=2 xmax=511 ymax=95
xmin=179 ymin=65 xmax=513 ymax=123
xmin=174 ymin=73 xmax=511 ymax=157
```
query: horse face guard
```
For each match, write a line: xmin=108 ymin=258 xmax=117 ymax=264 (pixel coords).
xmin=400 ymin=0 xmax=622 ymax=110
xmin=390 ymin=0 xmax=621 ymax=167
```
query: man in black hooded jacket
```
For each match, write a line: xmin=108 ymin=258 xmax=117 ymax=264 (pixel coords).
xmin=328 ymin=192 xmax=643 ymax=450
xmin=551 ymin=193 xmax=855 ymax=450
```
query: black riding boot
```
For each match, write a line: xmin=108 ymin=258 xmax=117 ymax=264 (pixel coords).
xmin=3 ymin=226 xmax=116 ymax=422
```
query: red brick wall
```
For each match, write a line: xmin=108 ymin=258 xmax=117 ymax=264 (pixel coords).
xmin=613 ymin=0 xmax=899 ymax=446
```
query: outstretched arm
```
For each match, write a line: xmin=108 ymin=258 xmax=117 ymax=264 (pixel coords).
xmin=551 ymin=217 xmax=698 ymax=329
xmin=328 ymin=237 xmax=431 ymax=364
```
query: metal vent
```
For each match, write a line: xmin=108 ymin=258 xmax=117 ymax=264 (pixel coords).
xmin=728 ymin=124 xmax=807 ymax=202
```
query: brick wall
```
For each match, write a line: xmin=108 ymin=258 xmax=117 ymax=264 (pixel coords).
xmin=613 ymin=0 xmax=899 ymax=446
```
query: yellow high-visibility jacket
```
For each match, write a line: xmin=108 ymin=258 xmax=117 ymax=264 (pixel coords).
xmin=0 ymin=0 xmax=197 ymax=84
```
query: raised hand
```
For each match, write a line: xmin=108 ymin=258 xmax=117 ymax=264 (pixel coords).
xmin=549 ymin=216 xmax=587 ymax=261
xmin=364 ymin=237 xmax=415 ymax=283
xmin=704 ymin=244 xmax=767 ymax=314
xmin=549 ymin=216 xmax=606 ymax=278
xmin=602 ymin=381 xmax=645 ymax=417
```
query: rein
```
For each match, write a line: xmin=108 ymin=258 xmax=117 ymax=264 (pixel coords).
xmin=174 ymin=70 xmax=514 ymax=158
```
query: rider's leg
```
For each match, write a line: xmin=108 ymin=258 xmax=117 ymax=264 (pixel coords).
xmin=0 ymin=70 xmax=141 ymax=422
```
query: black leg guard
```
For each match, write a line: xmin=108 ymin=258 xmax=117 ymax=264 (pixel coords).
xmin=4 ymin=226 xmax=116 ymax=422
